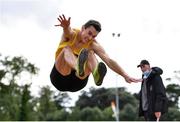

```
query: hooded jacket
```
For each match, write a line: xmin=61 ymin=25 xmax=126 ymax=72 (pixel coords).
xmin=139 ymin=67 xmax=168 ymax=116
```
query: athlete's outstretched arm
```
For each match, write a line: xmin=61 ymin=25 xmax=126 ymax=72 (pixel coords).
xmin=55 ymin=14 xmax=72 ymax=40
xmin=91 ymin=41 xmax=137 ymax=83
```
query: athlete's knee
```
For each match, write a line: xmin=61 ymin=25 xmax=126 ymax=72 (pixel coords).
xmin=62 ymin=46 xmax=75 ymax=58
xmin=88 ymin=50 xmax=94 ymax=55
xmin=86 ymin=50 xmax=98 ymax=72
xmin=60 ymin=69 xmax=71 ymax=76
xmin=88 ymin=50 xmax=98 ymax=62
xmin=88 ymin=50 xmax=96 ymax=59
xmin=55 ymin=63 xmax=71 ymax=76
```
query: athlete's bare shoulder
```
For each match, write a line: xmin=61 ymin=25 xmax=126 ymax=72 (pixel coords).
xmin=90 ymin=40 xmax=105 ymax=54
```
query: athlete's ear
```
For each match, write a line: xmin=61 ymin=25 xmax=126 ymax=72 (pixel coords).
xmin=81 ymin=25 xmax=85 ymax=31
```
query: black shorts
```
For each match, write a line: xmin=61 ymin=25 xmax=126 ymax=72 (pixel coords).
xmin=50 ymin=65 xmax=89 ymax=92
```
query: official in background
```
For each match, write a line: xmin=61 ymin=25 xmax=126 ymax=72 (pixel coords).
xmin=137 ymin=60 xmax=168 ymax=121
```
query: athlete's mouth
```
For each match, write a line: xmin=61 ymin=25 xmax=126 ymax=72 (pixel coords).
xmin=82 ymin=38 xmax=88 ymax=43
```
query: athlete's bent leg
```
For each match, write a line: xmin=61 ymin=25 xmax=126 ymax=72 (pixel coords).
xmin=55 ymin=46 xmax=77 ymax=76
xmin=87 ymin=50 xmax=107 ymax=86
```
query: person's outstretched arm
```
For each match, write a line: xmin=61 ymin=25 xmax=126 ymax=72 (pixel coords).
xmin=55 ymin=14 xmax=73 ymax=41
xmin=91 ymin=41 xmax=137 ymax=83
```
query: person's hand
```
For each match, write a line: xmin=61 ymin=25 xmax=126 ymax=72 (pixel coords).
xmin=155 ymin=112 xmax=161 ymax=121
xmin=124 ymin=76 xmax=142 ymax=83
xmin=55 ymin=14 xmax=71 ymax=29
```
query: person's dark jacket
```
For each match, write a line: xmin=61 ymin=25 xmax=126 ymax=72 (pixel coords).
xmin=139 ymin=67 xmax=168 ymax=117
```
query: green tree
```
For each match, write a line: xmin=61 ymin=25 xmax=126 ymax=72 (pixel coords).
xmin=18 ymin=84 xmax=38 ymax=120
xmin=166 ymin=84 xmax=180 ymax=108
xmin=163 ymin=107 xmax=180 ymax=121
xmin=68 ymin=107 xmax=81 ymax=121
xmin=0 ymin=55 xmax=38 ymax=82
xmin=76 ymin=87 xmax=124 ymax=110
xmin=79 ymin=107 xmax=104 ymax=121
xmin=74 ymin=87 xmax=139 ymax=121
xmin=120 ymin=103 xmax=137 ymax=121
xmin=0 ymin=55 xmax=39 ymax=120
xmin=36 ymin=86 xmax=59 ymax=120
xmin=76 ymin=87 xmax=138 ymax=110
xmin=163 ymin=73 xmax=180 ymax=121
xmin=45 ymin=108 xmax=70 ymax=121
xmin=102 ymin=106 xmax=115 ymax=121
xmin=118 ymin=90 xmax=138 ymax=110
xmin=53 ymin=92 xmax=71 ymax=109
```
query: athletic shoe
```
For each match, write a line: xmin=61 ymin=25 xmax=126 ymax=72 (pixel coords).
xmin=93 ymin=62 xmax=107 ymax=86
xmin=77 ymin=48 xmax=88 ymax=77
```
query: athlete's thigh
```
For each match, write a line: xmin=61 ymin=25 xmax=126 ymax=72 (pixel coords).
xmin=55 ymin=48 xmax=72 ymax=75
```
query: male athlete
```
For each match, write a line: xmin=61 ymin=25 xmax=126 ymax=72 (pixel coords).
xmin=50 ymin=14 xmax=137 ymax=92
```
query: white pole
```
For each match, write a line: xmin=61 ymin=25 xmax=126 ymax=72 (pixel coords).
xmin=116 ymin=74 xmax=119 ymax=122
xmin=112 ymin=33 xmax=120 ymax=122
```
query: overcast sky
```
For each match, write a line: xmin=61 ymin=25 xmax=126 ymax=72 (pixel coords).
xmin=1 ymin=0 xmax=180 ymax=106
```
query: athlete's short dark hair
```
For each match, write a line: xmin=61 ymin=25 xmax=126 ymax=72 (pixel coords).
xmin=84 ymin=20 xmax=101 ymax=32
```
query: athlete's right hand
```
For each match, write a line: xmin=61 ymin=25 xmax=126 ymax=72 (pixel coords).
xmin=55 ymin=14 xmax=71 ymax=29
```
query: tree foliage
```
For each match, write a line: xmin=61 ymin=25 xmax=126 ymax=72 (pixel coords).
xmin=166 ymin=84 xmax=180 ymax=108
xmin=0 ymin=55 xmax=39 ymax=120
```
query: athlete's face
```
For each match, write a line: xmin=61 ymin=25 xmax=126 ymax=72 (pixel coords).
xmin=81 ymin=26 xmax=98 ymax=43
